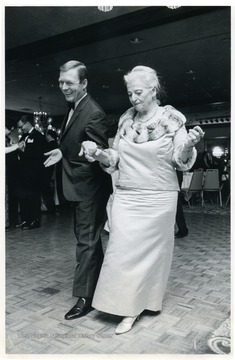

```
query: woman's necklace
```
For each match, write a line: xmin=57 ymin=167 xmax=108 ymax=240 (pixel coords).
xmin=131 ymin=105 xmax=159 ymax=137
xmin=135 ymin=105 xmax=159 ymax=123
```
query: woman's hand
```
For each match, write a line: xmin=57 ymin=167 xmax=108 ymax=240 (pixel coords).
xmin=184 ymin=126 xmax=205 ymax=149
xmin=5 ymin=143 xmax=19 ymax=154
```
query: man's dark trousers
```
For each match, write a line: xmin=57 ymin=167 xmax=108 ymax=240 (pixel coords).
xmin=72 ymin=189 xmax=110 ymax=298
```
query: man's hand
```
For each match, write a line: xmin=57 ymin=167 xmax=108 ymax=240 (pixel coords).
xmin=44 ymin=148 xmax=62 ymax=167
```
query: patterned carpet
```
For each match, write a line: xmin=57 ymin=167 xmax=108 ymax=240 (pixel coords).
xmin=184 ymin=202 xmax=231 ymax=355
xmin=5 ymin=205 xmax=231 ymax=355
xmin=184 ymin=202 xmax=230 ymax=216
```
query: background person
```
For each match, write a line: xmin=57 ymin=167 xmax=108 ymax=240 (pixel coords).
xmin=5 ymin=119 xmax=21 ymax=230
xmin=41 ymin=130 xmax=58 ymax=213
xmin=16 ymin=114 xmax=47 ymax=230
xmin=44 ymin=60 xmax=112 ymax=320
xmin=80 ymin=65 xmax=204 ymax=334
xmin=175 ymin=170 xmax=189 ymax=238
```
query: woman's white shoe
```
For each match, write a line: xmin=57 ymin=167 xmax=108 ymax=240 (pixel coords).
xmin=115 ymin=315 xmax=139 ymax=335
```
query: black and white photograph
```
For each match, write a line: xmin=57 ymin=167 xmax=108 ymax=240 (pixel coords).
xmin=3 ymin=3 xmax=232 ymax=358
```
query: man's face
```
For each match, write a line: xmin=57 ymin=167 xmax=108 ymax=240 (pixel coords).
xmin=17 ymin=120 xmax=28 ymax=134
xmin=58 ymin=68 xmax=87 ymax=103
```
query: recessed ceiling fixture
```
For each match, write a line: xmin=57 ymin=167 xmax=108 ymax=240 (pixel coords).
xmin=101 ymin=84 xmax=109 ymax=89
xmin=21 ymin=108 xmax=33 ymax=111
xmin=167 ymin=6 xmax=181 ymax=9
xmin=186 ymin=69 xmax=195 ymax=74
xmin=98 ymin=6 xmax=113 ymax=12
xmin=130 ymin=37 xmax=144 ymax=44
xmin=115 ymin=67 xmax=125 ymax=72
xmin=210 ymin=102 xmax=224 ymax=109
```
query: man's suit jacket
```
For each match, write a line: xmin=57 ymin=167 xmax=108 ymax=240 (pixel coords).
xmin=59 ymin=94 xmax=112 ymax=201
xmin=43 ymin=139 xmax=58 ymax=183
xmin=19 ymin=128 xmax=47 ymax=187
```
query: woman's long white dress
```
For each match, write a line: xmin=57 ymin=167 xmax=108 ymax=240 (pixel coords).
xmin=92 ymin=105 xmax=196 ymax=316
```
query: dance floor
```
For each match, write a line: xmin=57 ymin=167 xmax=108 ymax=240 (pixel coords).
xmin=5 ymin=203 xmax=231 ymax=355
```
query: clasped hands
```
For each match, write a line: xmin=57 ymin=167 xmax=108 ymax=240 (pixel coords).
xmin=18 ymin=140 xmax=26 ymax=152
xmin=78 ymin=141 xmax=101 ymax=162
xmin=184 ymin=126 xmax=205 ymax=149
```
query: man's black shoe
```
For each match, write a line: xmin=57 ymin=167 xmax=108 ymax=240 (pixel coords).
xmin=22 ymin=220 xmax=41 ymax=230
xmin=175 ymin=230 xmax=188 ymax=238
xmin=65 ymin=297 xmax=93 ymax=320
xmin=15 ymin=221 xmax=27 ymax=228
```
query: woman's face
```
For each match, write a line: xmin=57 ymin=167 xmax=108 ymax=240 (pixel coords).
xmin=5 ymin=127 xmax=11 ymax=136
xmin=126 ymin=76 xmax=156 ymax=113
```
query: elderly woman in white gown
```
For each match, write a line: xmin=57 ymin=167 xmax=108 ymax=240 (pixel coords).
xmin=79 ymin=65 xmax=204 ymax=335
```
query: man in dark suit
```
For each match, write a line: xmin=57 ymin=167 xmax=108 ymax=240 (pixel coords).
xmin=175 ymin=170 xmax=188 ymax=238
xmin=17 ymin=114 xmax=47 ymax=229
xmin=44 ymin=60 xmax=112 ymax=320
xmin=41 ymin=130 xmax=58 ymax=213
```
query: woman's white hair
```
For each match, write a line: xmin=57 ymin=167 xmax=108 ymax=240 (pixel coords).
xmin=124 ymin=65 xmax=161 ymax=97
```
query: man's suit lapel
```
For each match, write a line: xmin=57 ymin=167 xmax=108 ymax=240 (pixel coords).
xmin=60 ymin=108 xmax=70 ymax=136
xmin=60 ymin=95 xmax=90 ymax=140
xmin=24 ymin=128 xmax=35 ymax=145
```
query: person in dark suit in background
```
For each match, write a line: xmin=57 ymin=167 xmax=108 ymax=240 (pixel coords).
xmin=44 ymin=60 xmax=112 ymax=320
xmin=175 ymin=170 xmax=188 ymax=238
xmin=45 ymin=129 xmax=58 ymax=151
xmin=17 ymin=114 xmax=47 ymax=230
xmin=41 ymin=129 xmax=58 ymax=213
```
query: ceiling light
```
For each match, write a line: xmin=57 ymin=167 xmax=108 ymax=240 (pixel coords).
xmin=130 ymin=37 xmax=144 ymax=44
xmin=98 ymin=6 xmax=113 ymax=12
xmin=186 ymin=69 xmax=195 ymax=74
xmin=210 ymin=102 xmax=224 ymax=109
xmin=212 ymin=146 xmax=224 ymax=158
xmin=167 ymin=6 xmax=181 ymax=9
xmin=21 ymin=108 xmax=32 ymax=111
